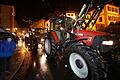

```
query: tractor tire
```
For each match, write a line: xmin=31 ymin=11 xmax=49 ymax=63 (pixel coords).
xmin=63 ymin=45 xmax=107 ymax=80
xmin=44 ymin=35 xmax=57 ymax=58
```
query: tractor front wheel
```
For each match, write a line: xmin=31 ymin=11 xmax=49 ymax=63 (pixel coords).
xmin=44 ymin=36 xmax=57 ymax=58
xmin=64 ymin=45 xmax=106 ymax=80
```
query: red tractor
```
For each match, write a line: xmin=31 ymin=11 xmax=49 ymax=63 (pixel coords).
xmin=44 ymin=0 xmax=120 ymax=80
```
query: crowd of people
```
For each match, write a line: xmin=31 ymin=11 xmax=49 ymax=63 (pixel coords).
xmin=25 ymin=31 xmax=38 ymax=53
xmin=0 ymin=27 xmax=39 ymax=75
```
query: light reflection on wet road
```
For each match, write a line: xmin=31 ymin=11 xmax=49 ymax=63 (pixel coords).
xmin=23 ymin=46 xmax=74 ymax=80
xmin=23 ymin=46 xmax=120 ymax=80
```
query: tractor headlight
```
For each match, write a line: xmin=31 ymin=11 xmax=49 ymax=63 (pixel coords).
xmin=102 ymin=41 xmax=113 ymax=45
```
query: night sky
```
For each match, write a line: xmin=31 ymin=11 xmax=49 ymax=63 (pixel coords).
xmin=0 ymin=0 xmax=120 ymax=21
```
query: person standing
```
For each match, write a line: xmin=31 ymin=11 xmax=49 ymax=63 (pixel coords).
xmin=0 ymin=37 xmax=16 ymax=72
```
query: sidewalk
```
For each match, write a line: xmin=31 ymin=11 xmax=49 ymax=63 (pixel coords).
xmin=0 ymin=46 xmax=26 ymax=80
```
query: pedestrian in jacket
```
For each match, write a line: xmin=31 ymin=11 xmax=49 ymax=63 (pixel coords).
xmin=0 ymin=37 xmax=16 ymax=72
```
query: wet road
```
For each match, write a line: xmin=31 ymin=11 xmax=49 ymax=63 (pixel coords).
xmin=23 ymin=46 xmax=77 ymax=80
xmin=22 ymin=46 xmax=120 ymax=80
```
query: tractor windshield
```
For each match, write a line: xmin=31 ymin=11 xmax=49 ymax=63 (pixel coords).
xmin=51 ymin=16 xmax=76 ymax=31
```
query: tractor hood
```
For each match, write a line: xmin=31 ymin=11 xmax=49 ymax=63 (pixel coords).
xmin=74 ymin=30 xmax=110 ymax=36
xmin=73 ymin=30 xmax=111 ymax=47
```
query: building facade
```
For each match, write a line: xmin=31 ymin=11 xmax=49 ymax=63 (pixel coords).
xmin=31 ymin=19 xmax=45 ymax=29
xmin=0 ymin=4 xmax=15 ymax=32
xmin=34 ymin=4 xmax=120 ymax=31
xmin=95 ymin=4 xmax=120 ymax=30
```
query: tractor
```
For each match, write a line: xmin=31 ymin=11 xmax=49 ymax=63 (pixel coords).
xmin=44 ymin=0 xmax=120 ymax=80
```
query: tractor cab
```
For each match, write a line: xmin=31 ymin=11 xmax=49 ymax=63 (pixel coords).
xmin=48 ymin=13 xmax=75 ymax=45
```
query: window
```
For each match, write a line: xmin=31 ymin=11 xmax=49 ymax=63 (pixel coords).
xmin=108 ymin=16 xmax=112 ymax=21
xmin=112 ymin=7 xmax=114 ymax=12
xmin=108 ymin=6 xmax=111 ymax=11
xmin=67 ymin=14 xmax=70 ymax=16
xmin=115 ymin=8 xmax=118 ymax=13
xmin=71 ymin=14 xmax=73 ymax=16
xmin=99 ymin=17 xmax=102 ymax=22
xmin=108 ymin=16 xmax=117 ymax=21
xmin=110 ymin=16 xmax=115 ymax=21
